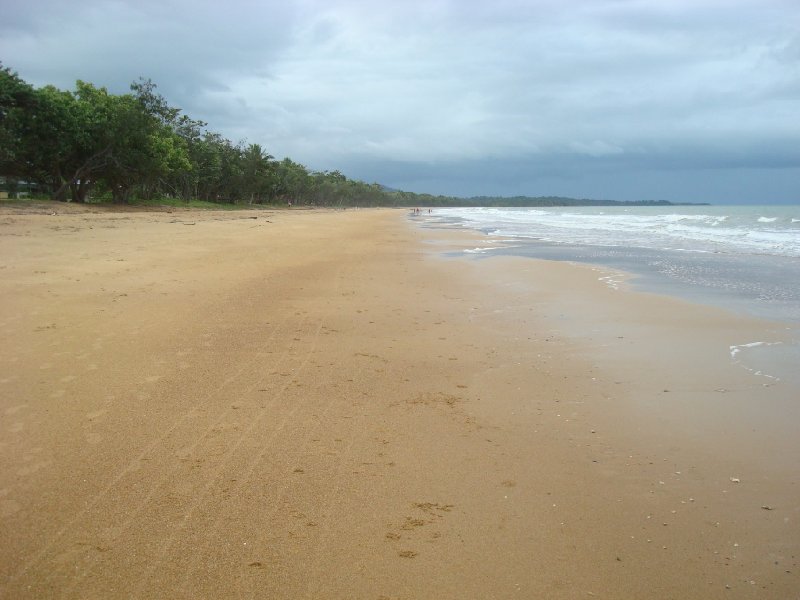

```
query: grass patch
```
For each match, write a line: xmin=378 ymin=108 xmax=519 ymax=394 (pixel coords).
xmin=122 ymin=197 xmax=248 ymax=210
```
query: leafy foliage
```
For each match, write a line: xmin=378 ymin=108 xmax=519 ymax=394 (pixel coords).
xmin=0 ymin=66 xmax=397 ymax=205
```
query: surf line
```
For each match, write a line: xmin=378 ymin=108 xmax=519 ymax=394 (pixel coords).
xmin=729 ymin=341 xmax=783 ymax=381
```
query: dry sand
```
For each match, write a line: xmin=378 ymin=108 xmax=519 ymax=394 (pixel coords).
xmin=1 ymin=202 xmax=798 ymax=599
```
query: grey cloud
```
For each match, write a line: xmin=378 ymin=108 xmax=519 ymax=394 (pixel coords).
xmin=1 ymin=0 xmax=797 ymax=202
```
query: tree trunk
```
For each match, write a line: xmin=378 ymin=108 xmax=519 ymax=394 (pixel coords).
xmin=52 ymin=145 xmax=113 ymax=203
xmin=51 ymin=169 xmax=69 ymax=202
xmin=70 ymin=179 xmax=92 ymax=203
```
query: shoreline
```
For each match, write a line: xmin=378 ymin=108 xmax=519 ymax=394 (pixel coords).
xmin=417 ymin=209 xmax=800 ymax=392
xmin=415 ymin=205 xmax=800 ymax=325
xmin=1 ymin=205 xmax=797 ymax=598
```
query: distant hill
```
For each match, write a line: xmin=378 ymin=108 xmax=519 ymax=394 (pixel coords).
xmin=460 ymin=196 xmax=708 ymax=207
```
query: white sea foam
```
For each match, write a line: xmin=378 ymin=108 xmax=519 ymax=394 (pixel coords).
xmin=598 ymin=275 xmax=623 ymax=290
xmin=446 ymin=205 xmax=800 ymax=258
xmin=729 ymin=341 xmax=771 ymax=359
xmin=729 ymin=341 xmax=783 ymax=380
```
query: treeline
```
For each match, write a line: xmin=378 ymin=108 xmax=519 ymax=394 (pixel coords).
xmin=1 ymin=65 xmax=695 ymax=208
xmin=0 ymin=65 xmax=423 ymax=206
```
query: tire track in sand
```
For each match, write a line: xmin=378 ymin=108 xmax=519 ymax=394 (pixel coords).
xmin=127 ymin=311 xmax=329 ymax=598
xmin=13 ymin=313 xmax=298 ymax=592
xmin=175 ymin=269 xmax=362 ymax=597
xmin=211 ymin=352 xmax=371 ymax=599
xmin=55 ymin=314 xmax=303 ymax=597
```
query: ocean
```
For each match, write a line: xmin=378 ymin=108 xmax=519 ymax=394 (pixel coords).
xmin=414 ymin=204 xmax=800 ymax=386
xmin=418 ymin=205 xmax=800 ymax=322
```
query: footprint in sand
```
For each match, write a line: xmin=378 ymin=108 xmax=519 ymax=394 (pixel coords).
xmin=400 ymin=518 xmax=426 ymax=531
xmin=413 ymin=502 xmax=455 ymax=516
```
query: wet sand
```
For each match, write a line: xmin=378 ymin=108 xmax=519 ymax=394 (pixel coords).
xmin=1 ymin=203 xmax=798 ymax=598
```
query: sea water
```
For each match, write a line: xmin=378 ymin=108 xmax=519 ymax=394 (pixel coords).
xmin=441 ymin=205 xmax=800 ymax=258
xmin=415 ymin=204 xmax=800 ymax=386
xmin=420 ymin=205 xmax=800 ymax=321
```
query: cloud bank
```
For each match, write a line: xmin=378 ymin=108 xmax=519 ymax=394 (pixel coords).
xmin=2 ymin=0 xmax=798 ymax=202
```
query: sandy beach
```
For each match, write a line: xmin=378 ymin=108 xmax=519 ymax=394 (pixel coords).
xmin=1 ymin=203 xmax=797 ymax=599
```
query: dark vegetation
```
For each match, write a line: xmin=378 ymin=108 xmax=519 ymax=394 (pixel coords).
xmin=1 ymin=65 xmax=696 ymax=208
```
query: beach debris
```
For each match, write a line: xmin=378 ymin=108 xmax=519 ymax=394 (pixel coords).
xmin=761 ymin=505 xmax=774 ymax=510
xmin=729 ymin=477 xmax=741 ymax=483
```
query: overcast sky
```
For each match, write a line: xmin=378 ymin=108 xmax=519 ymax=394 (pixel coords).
xmin=2 ymin=0 xmax=798 ymax=203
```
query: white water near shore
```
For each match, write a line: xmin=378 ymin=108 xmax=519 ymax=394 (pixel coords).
xmin=436 ymin=205 xmax=800 ymax=257
xmin=416 ymin=204 xmax=800 ymax=395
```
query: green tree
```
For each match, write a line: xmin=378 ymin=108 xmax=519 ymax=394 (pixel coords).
xmin=0 ymin=64 xmax=37 ymax=183
xmin=239 ymin=143 xmax=274 ymax=204
xmin=71 ymin=81 xmax=190 ymax=203
xmin=2 ymin=65 xmax=446 ymax=208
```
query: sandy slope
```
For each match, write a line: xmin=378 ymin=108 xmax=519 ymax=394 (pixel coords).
xmin=0 ymin=204 xmax=797 ymax=599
